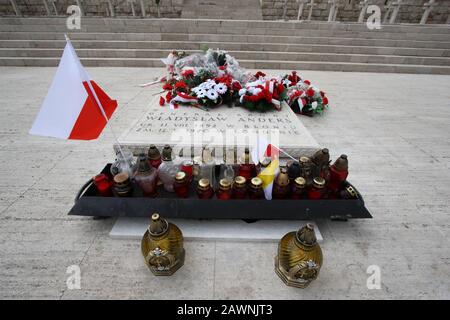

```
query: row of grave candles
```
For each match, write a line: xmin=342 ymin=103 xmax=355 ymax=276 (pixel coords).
xmin=93 ymin=145 xmax=356 ymax=200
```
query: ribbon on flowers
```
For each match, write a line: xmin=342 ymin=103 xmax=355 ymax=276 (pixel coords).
xmin=265 ymin=79 xmax=281 ymax=110
xmin=169 ymin=92 xmax=198 ymax=105
xmin=238 ymin=78 xmax=281 ymax=110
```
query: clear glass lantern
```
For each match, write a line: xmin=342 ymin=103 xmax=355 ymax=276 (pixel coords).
xmin=110 ymin=148 xmax=136 ymax=177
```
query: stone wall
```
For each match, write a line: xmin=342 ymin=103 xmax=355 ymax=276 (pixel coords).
xmin=0 ymin=0 xmax=184 ymax=17
xmin=2 ymin=0 xmax=450 ymax=23
xmin=261 ymin=0 xmax=450 ymax=24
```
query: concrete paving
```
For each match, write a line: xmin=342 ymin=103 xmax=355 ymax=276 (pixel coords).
xmin=0 ymin=67 xmax=449 ymax=299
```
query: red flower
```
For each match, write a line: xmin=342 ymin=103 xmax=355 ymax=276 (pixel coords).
xmin=182 ymin=69 xmax=194 ymax=78
xmin=254 ymin=71 xmax=266 ymax=78
xmin=175 ymin=81 xmax=187 ymax=90
xmin=162 ymin=83 xmax=173 ymax=91
xmin=322 ymin=97 xmax=329 ymax=105
xmin=320 ymin=91 xmax=325 ymax=98
xmin=263 ymin=89 xmax=272 ymax=103
xmin=243 ymin=95 xmax=254 ymax=102
xmin=218 ymin=65 xmax=227 ymax=71
xmin=306 ymin=88 xmax=315 ymax=98
xmin=288 ymin=71 xmax=300 ymax=85
xmin=277 ymin=83 xmax=285 ymax=94
xmin=273 ymin=91 xmax=279 ymax=100
xmin=244 ymin=94 xmax=262 ymax=103
xmin=166 ymin=91 xmax=172 ymax=102
xmin=159 ymin=96 xmax=165 ymax=106
xmin=215 ymin=75 xmax=233 ymax=86
xmin=304 ymin=80 xmax=311 ymax=85
xmin=291 ymin=90 xmax=301 ymax=99
xmin=232 ymin=81 xmax=242 ymax=91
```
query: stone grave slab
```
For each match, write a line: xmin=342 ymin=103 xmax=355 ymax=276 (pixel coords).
xmin=111 ymin=98 xmax=322 ymax=241
xmin=115 ymin=97 xmax=320 ymax=160
xmin=110 ymin=217 xmax=322 ymax=242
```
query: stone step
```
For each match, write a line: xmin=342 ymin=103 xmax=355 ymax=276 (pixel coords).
xmin=1 ymin=22 xmax=450 ymax=42
xmin=0 ymin=17 xmax=449 ymax=35
xmin=1 ymin=56 xmax=449 ymax=74
xmin=1 ymin=31 xmax=450 ymax=49
xmin=181 ymin=11 xmax=260 ymax=18
xmin=2 ymin=48 xmax=449 ymax=66
xmin=181 ymin=10 xmax=263 ymax=20
xmin=1 ymin=39 xmax=448 ymax=57
xmin=1 ymin=17 xmax=449 ymax=74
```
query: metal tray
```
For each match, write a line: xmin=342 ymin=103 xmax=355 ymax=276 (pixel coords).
xmin=68 ymin=164 xmax=373 ymax=221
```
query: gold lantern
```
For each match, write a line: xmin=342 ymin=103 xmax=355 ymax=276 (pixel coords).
xmin=275 ymin=223 xmax=323 ymax=288
xmin=141 ymin=213 xmax=185 ymax=276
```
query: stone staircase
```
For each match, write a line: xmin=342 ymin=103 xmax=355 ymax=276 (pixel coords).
xmin=181 ymin=0 xmax=263 ymax=20
xmin=0 ymin=17 xmax=450 ymax=74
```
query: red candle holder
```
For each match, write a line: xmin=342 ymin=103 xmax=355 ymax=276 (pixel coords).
xmin=308 ymin=177 xmax=326 ymax=200
xmin=232 ymin=176 xmax=247 ymax=199
xmin=196 ymin=178 xmax=214 ymax=199
xmin=181 ymin=160 xmax=194 ymax=182
xmin=93 ymin=174 xmax=113 ymax=197
xmin=216 ymin=179 xmax=232 ymax=200
xmin=148 ymin=145 xmax=162 ymax=169
xmin=291 ymin=177 xmax=306 ymax=200
xmin=329 ymin=154 xmax=348 ymax=192
xmin=174 ymin=171 xmax=190 ymax=198
xmin=248 ymin=177 xmax=264 ymax=199
xmin=238 ymin=163 xmax=256 ymax=181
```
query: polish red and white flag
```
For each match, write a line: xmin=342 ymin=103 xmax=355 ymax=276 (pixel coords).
xmin=29 ymin=38 xmax=117 ymax=140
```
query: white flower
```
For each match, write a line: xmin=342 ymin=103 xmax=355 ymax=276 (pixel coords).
xmin=195 ymin=80 xmax=214 ymax=91
xmin=248 ymin=87 xmax=262 ymax=95
xmin=206 ymin=89 xmax=218 ymax=101
xmin=282 ymin=79 xmax=292 ymax=87
xmin=215 ymin=83 xmax=227 ymax=94
xmin=246 ymin=79 xmax=263 ymax=88
xmin=311 ymin=101 xmax=318 ymax=110
xmin=238 ymin=88 xmax=247 ymax=96
xmin=196 ymin=89 xmax=206 ymax=98
xmin=204 ymin=79 xmax=215 ymax=89
xmin=298 ymin=81 xmax=309 ymax=90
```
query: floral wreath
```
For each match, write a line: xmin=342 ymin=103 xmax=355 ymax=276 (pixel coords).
xmin=154 ymin=49 xmax=329 ymax=116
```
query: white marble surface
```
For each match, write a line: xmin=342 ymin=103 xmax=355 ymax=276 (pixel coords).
xmin=110 ymin=217 xmax=323 ymax=242
xmin=1 ymin=67 xmax=450 ymax=299
xmin=115 ymin=98 xmax=320 ymax=159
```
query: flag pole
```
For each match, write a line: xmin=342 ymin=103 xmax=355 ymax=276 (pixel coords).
xmin=64 ymin=34 xmax=129 ymax=170
xmin=278 ymin=148 xmax=297 ymax=162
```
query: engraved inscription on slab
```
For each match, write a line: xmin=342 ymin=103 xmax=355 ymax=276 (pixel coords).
xmin=116 ymin=99 xmax=319 ymax=159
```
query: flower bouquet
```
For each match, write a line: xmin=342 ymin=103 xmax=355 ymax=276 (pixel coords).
xmin=236 ymin=71 xmax=288 ymax=112
xmin=156 ymin=49 xmax=329 ymax=116
xmin=284 ymin=71 xmax=329 ymax=116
